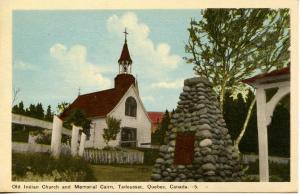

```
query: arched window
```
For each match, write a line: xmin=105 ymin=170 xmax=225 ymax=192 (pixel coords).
xmin=125 ymin=97 xmax=137 ymax=117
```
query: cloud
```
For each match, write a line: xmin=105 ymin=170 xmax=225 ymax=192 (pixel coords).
xmin=14 ymin=60 xmax=35 ymax=70
xmin=151 ymin=79 xmax=184 ymax=89
xmin=106 ymin=12 xmax=181 ymax=77
xmin=142 ymin=95 xmax=155 ymax=102
xmin=49 ymin=43 xmax=111 ymax=90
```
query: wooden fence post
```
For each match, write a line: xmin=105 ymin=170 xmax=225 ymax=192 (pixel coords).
xmin=71 ymin=125 xmax=80 ymax=157
xmin=50 ymin=116 xmax=63 ymax=158
xmin=78 ymin=133 xmax=86 ymax=157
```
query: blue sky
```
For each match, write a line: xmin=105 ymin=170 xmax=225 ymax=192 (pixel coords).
xmin=13 ymin=10 xmax=202 ymax=113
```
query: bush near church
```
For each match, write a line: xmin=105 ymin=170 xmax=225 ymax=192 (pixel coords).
xmin=12 ymin=152 xmax=96 ymax=181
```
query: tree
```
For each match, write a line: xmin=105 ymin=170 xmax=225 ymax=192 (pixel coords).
xmin=35 ymin=103 xmax=44 ymax=119
xmin=12 ymin=101 xmax=25 ymax=115
xmin=223 ymin=90 xmax=290 ymax=157
xmin=45 ymin=105 xmax=53 ymax=121
xmin=102 ymin=116 xmax=121 ymax=147
xmin=64 ymin=108 xmax=91 ymax=137
xmin=223 ymin=92 xmax=247 ymax=139
xmin=152 ymin=110 xmax=171 ymax=145
xmin=185 ymin=9 xmax=290 ymax=152
xmin=27 ymin=104 xmax=36 ymax=117
xmin=57 ymin=102 xmax=70 ymax=115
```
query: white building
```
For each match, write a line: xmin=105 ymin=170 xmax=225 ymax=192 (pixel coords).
xmin=61 ymin=31 xmax=151 ymax=149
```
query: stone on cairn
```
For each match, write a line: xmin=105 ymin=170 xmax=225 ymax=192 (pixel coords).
xmin=151 ymin=77 xmax=243 ymax=182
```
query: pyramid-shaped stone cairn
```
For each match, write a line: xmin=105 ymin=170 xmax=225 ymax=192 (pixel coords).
xmin=151 ymin=77 xmax=243 ymax=182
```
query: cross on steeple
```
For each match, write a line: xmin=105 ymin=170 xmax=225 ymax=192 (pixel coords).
xmin=123 ymin=28 xmax=128 ymax=42
xmin=118 ymin=28 xmax=132 ymax=74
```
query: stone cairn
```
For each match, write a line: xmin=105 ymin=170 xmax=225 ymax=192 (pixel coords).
xmin=151 ymin=77 xmax=243 ymax=182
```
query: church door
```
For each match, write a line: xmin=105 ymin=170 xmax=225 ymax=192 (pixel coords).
xmin=120 ymin=127 xmax=137 ymax=147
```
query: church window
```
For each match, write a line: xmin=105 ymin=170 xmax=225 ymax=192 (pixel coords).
xmin=125 ymin=96 xmax=137 ymax=117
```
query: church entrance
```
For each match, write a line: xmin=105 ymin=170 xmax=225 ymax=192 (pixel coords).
xmin=120 ymin=127 xmax=137 ymax=147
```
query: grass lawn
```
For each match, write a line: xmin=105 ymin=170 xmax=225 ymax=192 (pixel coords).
xmin=90 ymin=164 xmax=153 ymax=181
xmin=90 ymin=161 xmax=290 ymax=182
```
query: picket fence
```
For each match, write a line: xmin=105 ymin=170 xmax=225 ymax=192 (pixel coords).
xmin=83 ymin=148 xmax=144 ymax=164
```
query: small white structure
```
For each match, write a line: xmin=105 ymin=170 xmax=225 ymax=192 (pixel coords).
xmin=243 ymin=67 xmax=290 ymax=182
xmin=60 ymin=33 xmax=152 ymax=149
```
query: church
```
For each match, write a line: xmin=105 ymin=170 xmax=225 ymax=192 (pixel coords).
xmin=60 ymin=30 xmax=152 ymax=149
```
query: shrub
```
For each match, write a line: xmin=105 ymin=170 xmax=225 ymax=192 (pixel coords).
xmin=12 ymin=123 xmax=44 ymax=143
xmin=136 ymin=147 xmax=159 ymax=165
xmin=35 ymin=133 xmax=51 ymax=145
xmin=102 ymin=146 xmax=121 ymax=151
xmin=12 ymin=153 xmax=96 ymax=181
xmin=102 ymin=116 xmax=121 ymax=146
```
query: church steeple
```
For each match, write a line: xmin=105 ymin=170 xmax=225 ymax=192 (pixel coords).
xmin=118 ymin=28 xmax=132 ymax=74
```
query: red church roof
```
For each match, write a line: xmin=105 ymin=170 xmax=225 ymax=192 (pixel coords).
xmin=148 ymin=112 xmax=164 ymax=133
xmin=60 ymin=74 xmax=135 ymax=119
xmin=243 ymin=66 xmax=290 ymax=84
xmin=148 ymin=112 xmax=164 ymax=124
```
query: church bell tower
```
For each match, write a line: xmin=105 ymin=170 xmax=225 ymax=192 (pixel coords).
xmin=114 ymin=28 xmax=137 ymax=90
xmin=118 ymin=28 xmax=132 ymax=74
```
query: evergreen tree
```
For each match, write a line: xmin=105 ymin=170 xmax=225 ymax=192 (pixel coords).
xmin=45 ymin=105 xmax=53 ymax=121
xmin=18 ymin=101 xmax=25 ymax=115
xmin=152 ymin=110 xmax=171 ymax=145
xmin=268 ymin=102 xmax=290 ymax=156
xmin=12 ymin=104 xmax=19 ymax=114
xmin=12 ymin=101 xmax=25 ymax=115
xmin=27 ymin=104 xmax=36 ymax=117
xmin=35 ymin=103 xmax=44 ymax=119
xmin=224 ymin=90 xmax=290 ymax=157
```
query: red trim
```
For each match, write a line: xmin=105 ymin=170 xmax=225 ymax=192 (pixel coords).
xmin=243 ymin=67 xmax=290 ymax=84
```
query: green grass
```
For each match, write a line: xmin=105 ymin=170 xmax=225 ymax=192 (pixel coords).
xmin=90 ymin=164 xmax=153 ymax=181
xmin=90 ymin=161 xmax=289 ymax=182
xmin=244 ymin=160 xmax=290 ymax=182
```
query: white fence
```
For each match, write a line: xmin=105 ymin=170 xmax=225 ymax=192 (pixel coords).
xmin=84 ymin=149 xmax=144 ymax=164
xmin=12 ymin=142 xmax=50 ymax=153
xmin=242 ymin=154 xmax=290 ymax=164
xmin=12 ymin=142 xmax=71 ymax=155
xmin=12 ymin=113 xmax=71 ymax=136
xmin=12 ymin=113 xmax=76 ymax=158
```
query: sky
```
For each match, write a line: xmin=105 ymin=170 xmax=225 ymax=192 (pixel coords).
xmin=13 ymin=10 xmax=202 ymax=113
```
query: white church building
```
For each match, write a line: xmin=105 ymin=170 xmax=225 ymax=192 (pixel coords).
xmin=60 ymin=30 xmax=152 ymax=149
